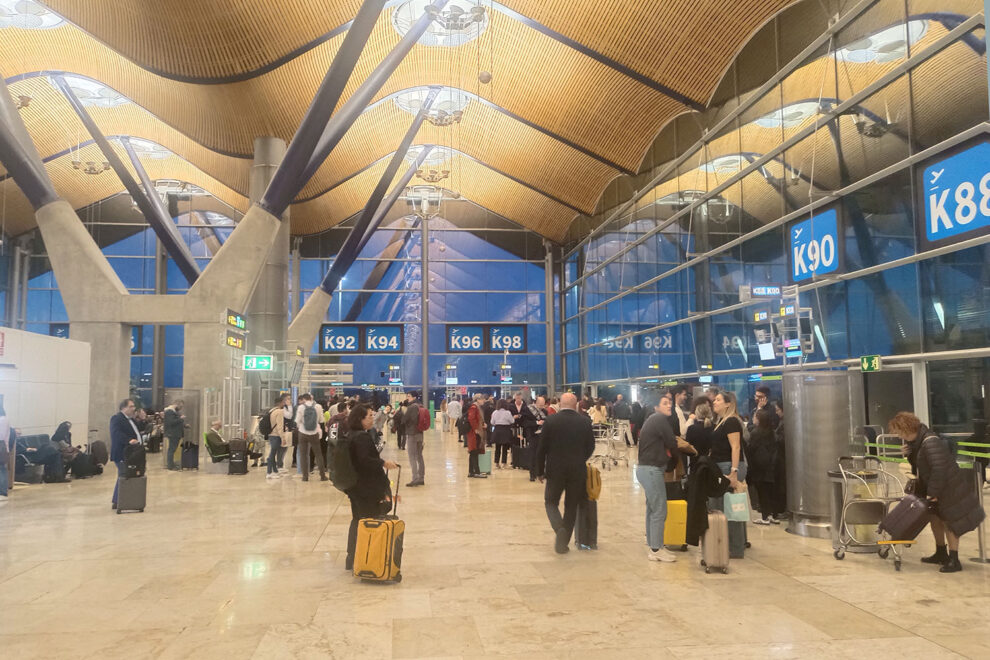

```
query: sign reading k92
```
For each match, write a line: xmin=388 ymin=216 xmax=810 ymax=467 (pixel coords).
xmin=790 ymin=208 xmax=840 ymax=282
xmin=921 ymin=139 xmax=990 ymax=248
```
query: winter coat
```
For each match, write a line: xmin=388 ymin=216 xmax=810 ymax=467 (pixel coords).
xmin=466 ymin=404 xmax=485 ymax=452
xmin=746 ymin=426 xmax=778 ymax=483
xmin=909 ymin=426 xmax=985 ymax=537
xmin=686 ymin=455 xmax=732 ymax=546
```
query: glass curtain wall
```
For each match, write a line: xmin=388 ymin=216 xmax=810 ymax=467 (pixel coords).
xmin=298 ymin=202 xmax=549 ymax=394
xmin=560 ymin=0 xmax=988 ymax=415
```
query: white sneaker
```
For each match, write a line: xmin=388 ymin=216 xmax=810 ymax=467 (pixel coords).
xmin=266 ymin=473 xmax=277 ymax=480
xmin=648 ymin=548 xmax=677 ymax=563
xmin=769 ymin=516 xmax=781 ymax=525
xmin=753 ymin=518 xmax=770 ymax=525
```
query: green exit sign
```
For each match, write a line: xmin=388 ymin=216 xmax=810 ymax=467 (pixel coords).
xmin=860 ymin=355 xmax=882 ymax=372
xmin=243 ymin=355 xmax=274 ymax=371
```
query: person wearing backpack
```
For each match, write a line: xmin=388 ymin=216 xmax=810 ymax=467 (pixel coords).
xmin=260 ymin=395 xmax=287 ymax=480
xmin=403 ymin=392 xmax=428 ymax=487
xmin=293 ymin=393 xmax=327 ymax=482
xmin=344 ymin=403 xmax=398 ymax=571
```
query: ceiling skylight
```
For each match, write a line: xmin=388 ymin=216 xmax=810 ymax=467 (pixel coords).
xmin=392 ymin=0 xmax=488 ymax=47
xmin=0 ymin=0 xmax=64 ymax=30
xmin=837 ymin=19 xmax=928 ymax=63
xmin=394 ymin=86 xmax=472 ymax=120
xmin=50 ymin=75 xmax=130 ymax=108
xmin=754 ymin=100 xmax=822 ymax=128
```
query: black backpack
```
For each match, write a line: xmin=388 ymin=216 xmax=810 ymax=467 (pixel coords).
xmin=257 ymin=409 xmax=275 ymax=437
xmin=328 ymin=431 xmax=357 ymax=493
xmin=302 ymin=404 xmax=319 ymax=431
xmin=124 ymin=443 xmax=146 ymax=478
xmin=456 ymin=407 xmax=473 ymax=435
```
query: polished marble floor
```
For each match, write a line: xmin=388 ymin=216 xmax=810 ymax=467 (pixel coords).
xmin=1 ymin=430 xmax=988 ymax=659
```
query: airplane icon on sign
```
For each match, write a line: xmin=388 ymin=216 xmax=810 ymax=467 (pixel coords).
xmin=929 ymin=168 xmax=944 ymax=186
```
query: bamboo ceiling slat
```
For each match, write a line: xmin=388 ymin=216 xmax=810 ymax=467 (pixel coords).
xmin=4 ymin=77 xmax=251 ymax=194
xmin=301 ymin=99 xmax=618 ymax=213
xmin=41 ymin=0 xmax=363 ymax=81
xmin=499 ymin=0 xmax=792 ymax=102
xmin=291 ymin=153 xmax=575 ymax=240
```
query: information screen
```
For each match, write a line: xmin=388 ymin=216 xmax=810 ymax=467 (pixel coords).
xmin=488 ymin=325 xmax=527 ymax=353
xmin=320 ymin=325 xmax=360 ymax=354
xmin=447 ymin=325 xmax=485 ymax=353
xmin=364 ymin=325 xmax=403 ymax=353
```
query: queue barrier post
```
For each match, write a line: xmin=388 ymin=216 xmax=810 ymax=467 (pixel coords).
xmin=956 ymin=440 xmax=990 ymax=564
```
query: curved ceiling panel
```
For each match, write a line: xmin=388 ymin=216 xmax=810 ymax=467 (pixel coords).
xmin=290 ymin=151 xmax=575 ymax=240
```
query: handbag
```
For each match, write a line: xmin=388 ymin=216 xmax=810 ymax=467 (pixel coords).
xmin=723 ymin=489 xmax=751 ymax=522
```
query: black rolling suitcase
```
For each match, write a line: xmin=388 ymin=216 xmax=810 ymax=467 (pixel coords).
xmin=879 ymin=495 xmax=933 ymax=541
xmin=228 ymin=439 xmax=248 ymax=475
xmin=511 ymin=429 xmax=532 ymax=470
xmin=575 ymin=498 xmax=598 ymax=549
xmin=117 ymin=475 xmax=146 ymax=514
xmin=181 ymin=443 xmax=199 ymax=470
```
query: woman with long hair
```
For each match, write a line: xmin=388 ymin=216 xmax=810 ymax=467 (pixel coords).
xmin=344 ymin=403 xmax=398 ymax=571
xmin=711 ymin=391 xmax=747 ymax=487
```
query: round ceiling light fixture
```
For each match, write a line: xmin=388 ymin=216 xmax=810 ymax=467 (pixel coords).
xmin=393 ymin=86 xmax=472 ymax=125
xmin=392 ymin=0 xmax=488 ymax=47
xmin=837 ymin=19 xmax=928 ymax=63
xmin=0 ymin=0 xmax=64 ymax=29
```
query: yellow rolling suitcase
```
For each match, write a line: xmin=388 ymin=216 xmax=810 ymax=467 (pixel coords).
xmin=664 ymin=499 xmax=688 ymax=551
xmin=353 ymin=467 xmax=404 ymax=583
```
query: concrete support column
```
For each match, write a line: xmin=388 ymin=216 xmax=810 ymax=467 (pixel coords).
xmin=70 ymin=322 xmax=131 ymax=442
xmin=543 ymin=241 xmax=556 ymax=396
xmin=246 ymin=137 xmax=288 ymax=410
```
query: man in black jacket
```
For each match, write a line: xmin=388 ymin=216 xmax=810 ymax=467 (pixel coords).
xmin=535 ymin=393 xmax=595 ymax=554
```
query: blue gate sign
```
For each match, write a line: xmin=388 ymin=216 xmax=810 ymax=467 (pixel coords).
xmin=489 ymin=325 xmax=527 ymax=353
xmin=447 ymin=325 xmax=485 ymax=353
xmin=790 ymin=208 xmax=840 ymax=282
xmin=920 ymin=139 xmax=990 ymax=248
xmin=642 ymin=329 xmax=674 ymax=352
xmin=320 ymin=325 xmax=360 ymax=353
xmin=364 ymin=325 xmax=403 ymax=353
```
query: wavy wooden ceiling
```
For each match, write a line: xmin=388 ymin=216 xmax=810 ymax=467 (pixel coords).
xmin=2 ymin=1 xmax=803 ymax=240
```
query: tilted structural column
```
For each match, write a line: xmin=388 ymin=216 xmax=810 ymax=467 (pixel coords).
xmin=287 ymin=88 xmax=440 ymax=353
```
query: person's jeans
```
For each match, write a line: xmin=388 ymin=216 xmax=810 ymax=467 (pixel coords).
xmin=544 ymin=468 xmax=586 ymax=543
xmin=636 ymin=465 xmax=668 ymax=549
xmin=267 ymin=436 xmax=281 ymax=475
xmin=0 ymin=463 xmax=8 ymax=497
xmin=111 ymin=460 xmax=125 ymax=504
xmin=166 ymin=436 xmax=179 ymax=469
xmin=494 ymin=444 xmax=509 ymax=465
xmin=298 ymin=433 xmax=326 ymax=481
xmin=407 ymin=434 xmax=425 ymax=482
xmin=616 ymin=420 xmax=634 ymax=446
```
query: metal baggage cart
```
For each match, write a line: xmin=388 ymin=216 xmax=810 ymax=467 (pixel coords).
xmin=833 ymin=456 xmax=910 ymax=570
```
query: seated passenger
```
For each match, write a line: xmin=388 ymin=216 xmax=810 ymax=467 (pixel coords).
xmin=17 ymin=430 xmax=66 ymax=482
xmin=205 ymin=420 xmax=231 ymax=458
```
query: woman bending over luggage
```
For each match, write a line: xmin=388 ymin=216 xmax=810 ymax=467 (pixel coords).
xmin=889 ymin=412 xmax=986 ymax=573
xmin=345 ymin=404 xmax=398 ymax=572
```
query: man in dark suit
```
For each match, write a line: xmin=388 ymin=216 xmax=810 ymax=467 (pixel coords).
xmin=110 ymin=398 xmax=140 ymax=509
xmin=535 ymin=392 xmax=595 ymax=554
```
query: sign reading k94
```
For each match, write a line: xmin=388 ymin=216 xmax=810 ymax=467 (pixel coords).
xmin=920 ymin=139 xmax=990 ymax=248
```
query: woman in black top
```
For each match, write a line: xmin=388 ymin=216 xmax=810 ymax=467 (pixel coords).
xmin=345 ymin=404 xmax=398 ymax=572
xmin=684 ymin=399 xmax=714 ymax=464
xmin=710 ymin=391 xmax=747 ymax=487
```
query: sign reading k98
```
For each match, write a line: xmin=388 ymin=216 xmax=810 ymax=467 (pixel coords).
xmin=790 ymin=208 xmax=840 ymax=282
xmin=921 ymin=139 xmax=990 ymax=248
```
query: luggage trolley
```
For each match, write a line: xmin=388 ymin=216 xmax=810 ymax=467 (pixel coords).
xmin=590 ymin=423 xmax=613 ymax=471
xmin=833 ymin=456 xmax=909 ymax=570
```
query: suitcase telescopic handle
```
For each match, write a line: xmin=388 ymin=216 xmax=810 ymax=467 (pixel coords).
xmin=390 ymin=465 xmax=401 ymax=516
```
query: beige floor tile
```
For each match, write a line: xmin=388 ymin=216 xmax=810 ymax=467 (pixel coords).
xmin=392 ymin=615 xmax=484 ymax=658
xmin=1 ymin=430 xmax=987 ymax=657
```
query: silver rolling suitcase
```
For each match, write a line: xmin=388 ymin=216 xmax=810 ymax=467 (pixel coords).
xmin=701 ymin=509 xmax=730 ymax=573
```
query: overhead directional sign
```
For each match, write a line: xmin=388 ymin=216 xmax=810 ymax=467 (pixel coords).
xmin=320 ymin=325 xmax=360 ymax=353
xmin=447 ymin=325 xmax=485 ymax=353
xmin=918 ymin=138 xmax=990 ymax=249
xmin=243 ymin=355 xmax=274 ymax=371
xmin=225 ymin=308 xmax=246 ymax=331
xmin=364 ymin=325 xmax=403 ymax=353
xmin=489 ymin=325 xmax=527 ymax=353
xmin=790 ymin=208 xmax=841 ymax=282
xmin=860 ymin=354 xmax=882 ymax=372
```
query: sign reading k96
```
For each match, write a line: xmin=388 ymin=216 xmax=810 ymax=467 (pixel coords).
xmin=920 ymin=139 xmax=990 ymax=248
xmin=790 ymin=208 xmax=840 ymax=282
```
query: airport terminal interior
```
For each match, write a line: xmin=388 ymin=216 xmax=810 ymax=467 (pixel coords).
xmin=1 ymin=0 xmax=989 ymax=657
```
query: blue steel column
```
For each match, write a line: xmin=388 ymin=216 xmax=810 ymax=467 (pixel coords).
xmin=259 ymin=0 xmax=387 ymax=217
xmin=53 ymin=75 xmax=201 ymax=285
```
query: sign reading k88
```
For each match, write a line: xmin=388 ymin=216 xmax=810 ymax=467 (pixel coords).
xmin=920 ymin=139 xmax=990 ymax=248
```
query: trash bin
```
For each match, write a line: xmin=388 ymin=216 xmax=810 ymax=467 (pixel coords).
xmin=828 ymin=468 xmax=880 ymax=553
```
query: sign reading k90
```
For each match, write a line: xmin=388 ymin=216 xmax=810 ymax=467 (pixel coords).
xmin=790 ymin=208 xmax=839 ymax=282
xmin=921 ymin=140 xmax=990 ymax=247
